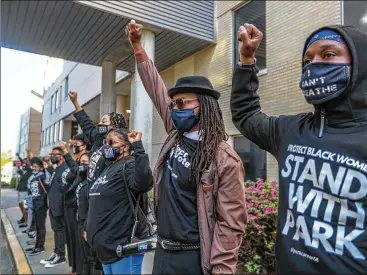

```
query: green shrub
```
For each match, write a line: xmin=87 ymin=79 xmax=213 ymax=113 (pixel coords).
xmin=237 ymin=179 xmax=278 ymax=274
xmin=10 ymin=177 xmax=17 ymax=188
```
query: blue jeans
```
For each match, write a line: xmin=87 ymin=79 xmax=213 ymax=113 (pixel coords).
xmin=102 ymin=255 xmax=143 ymax=275
xmin=25 ymin=196 xmax=33 ymax=232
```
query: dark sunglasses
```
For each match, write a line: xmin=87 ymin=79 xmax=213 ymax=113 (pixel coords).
xmin=103 ymin=139 xmax=127 ymax=147
xmin=169 ymin=98 xmax=198 ymax=110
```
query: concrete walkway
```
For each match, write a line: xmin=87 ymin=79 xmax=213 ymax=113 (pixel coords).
xmin=4 ymin=206 xmax=70 ymax=274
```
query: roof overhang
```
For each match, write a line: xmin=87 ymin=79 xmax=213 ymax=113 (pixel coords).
xmin=1 ymin=1 xmax=215 ymax=72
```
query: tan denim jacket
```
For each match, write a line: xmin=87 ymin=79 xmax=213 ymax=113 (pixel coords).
xmin=137 ymin=59 xmax=247 ymax=274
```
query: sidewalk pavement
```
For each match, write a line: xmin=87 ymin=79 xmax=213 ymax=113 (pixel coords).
xmin=3 ymin=207 xmax=70 ymax=274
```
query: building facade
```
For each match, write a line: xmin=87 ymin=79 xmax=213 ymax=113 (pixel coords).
xmin=32 ymin=1 xmax=367 ymax=182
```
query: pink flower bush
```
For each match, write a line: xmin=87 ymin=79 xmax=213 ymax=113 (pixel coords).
xmin=238 ymin=179 xmax=279 ymax=274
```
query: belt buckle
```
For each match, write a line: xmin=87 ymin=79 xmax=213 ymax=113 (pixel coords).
xmin=160 ymin=239 xmax=169 ymax=250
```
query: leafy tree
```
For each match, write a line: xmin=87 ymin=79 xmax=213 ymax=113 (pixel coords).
xmin=1 ymin=150 xmax=13 ymax=172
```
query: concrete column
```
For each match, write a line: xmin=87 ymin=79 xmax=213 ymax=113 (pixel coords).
xmin=130 ymin=30 xmax=155 ymax=160
xmin=100 ymin=60 xmax=116 ymax=116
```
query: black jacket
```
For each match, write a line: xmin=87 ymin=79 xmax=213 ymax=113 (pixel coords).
xmin=73 ymin=109 xmax=107 ymax=186
xmin=62 ymin=153 xmax=79 ymax=208
xmin=47 ymin=162 xmax=69 ymax=217
xmin=87 ymin=141 xmax=153 ymax=264
xmin=231 ymin=25 xmax=367 ymax=274
xmin=76 ymin=179 xmax=88 ymax=230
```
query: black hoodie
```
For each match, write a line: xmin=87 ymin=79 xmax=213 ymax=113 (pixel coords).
xmin=231 ymin=25 xmax=367 ymax=274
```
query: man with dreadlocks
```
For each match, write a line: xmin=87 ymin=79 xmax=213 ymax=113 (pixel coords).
xmin=126 ymin=20 xmax=247 ymax=275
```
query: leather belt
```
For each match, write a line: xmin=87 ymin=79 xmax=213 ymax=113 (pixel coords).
xmin=157 ymin=236 xmax=200 ymax=251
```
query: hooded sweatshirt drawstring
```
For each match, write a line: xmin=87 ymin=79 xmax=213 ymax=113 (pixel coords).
xmin=319 ymin=107 xmax=326 ymax=138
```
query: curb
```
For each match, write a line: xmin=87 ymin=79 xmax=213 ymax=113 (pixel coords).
xmin=1 ymin=209 xmax=33 ymax=274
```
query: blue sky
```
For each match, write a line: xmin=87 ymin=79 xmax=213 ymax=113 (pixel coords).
xmin=1 ymin=48 xmax=47 ymax=153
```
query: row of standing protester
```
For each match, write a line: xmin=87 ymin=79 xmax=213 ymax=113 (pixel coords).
xmin=15 ymin=18 xmax=367 ymax=275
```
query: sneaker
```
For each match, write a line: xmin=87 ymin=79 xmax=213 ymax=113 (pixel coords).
xmin=25 ymin=247 xmax=35 ymax=253
xmin=22 ymin=229 xmax=29 ymax=234
xmin=17 ymin=218 xmax=25 ymax=224
xmin=27 ymin=233 xmax=35 ymax=239
xmin=26 ymin=239 xmax=36 ymax=246
xmin=18 ymin=223 xmax=27 ymax=228
xmin=28 ymin=247 xmax=45 ymax=256
xmin=45 ymin=255 xmax=66 ymax=268
xmin=40 ymin=252 xmax=57 ymax=265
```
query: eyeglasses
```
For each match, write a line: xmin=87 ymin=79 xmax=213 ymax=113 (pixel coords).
xmin=169 ymin=98 xmax=198 ymax=110
xmin=103 ymin=139 xmax=126 ymax=147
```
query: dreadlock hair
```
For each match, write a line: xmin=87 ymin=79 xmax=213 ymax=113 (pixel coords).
xmin=72 ymin=133 xmax=92 ymax=151
xmin=178 ymin=93 xmax=228 ymax=185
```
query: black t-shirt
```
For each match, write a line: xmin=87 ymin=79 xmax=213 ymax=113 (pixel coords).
xmin=158 ymin=136 xmax=200 ymax=243
xmin=87 ymin=141 xmax=153 ymax=264
xmin=18 ymin=168 xmax=31 ymax=192
xmin=22 ymin=169 xmax=33 ymax=195
xmin=28 ymin=172 xmax=48 ymax=211
xmin=48 ymin=163 xmax=69 ymax=217
xmin=88 ymin=148 xmax=107 ymax=186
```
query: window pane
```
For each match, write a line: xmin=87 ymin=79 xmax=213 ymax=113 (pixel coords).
xmin=59 ymin=120 xmax=63 ymax=141
xmin=50 ymin=125 xmax=54 ymax=145
xmin=50 ymin=96 xmax=54 ymax=114
xmin=344 ymin=1 xmax=367 ymax=33
xmin=65 ymin=77 xmax=69 ymax=98
xmin=234 ymin=1 xmax=266 ymax=70
xmin=46 ymin=128 xmax=49 ymax=145
xmin=54 ymin=122 xmax=59 ymax=143
xmin=55 ymin=90 xmax=60 ymax=110
xmin=233 ymin=136 xmax=267 ymax=181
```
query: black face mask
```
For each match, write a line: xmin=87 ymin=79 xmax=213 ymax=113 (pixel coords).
xmin=78 ymin=164 xmax=88 ymax=180
xmin=50 ymin=156 xmax=58 ymax=164
xmin=73 ymin=145 xmax=80 ymax=154
xmin=101 ymin=144 xmax=121 ymax=161
xmin=299 ymin=62 xmax=351 ymax=105
xmin=97 ymin=125 xmax=109 ymax=136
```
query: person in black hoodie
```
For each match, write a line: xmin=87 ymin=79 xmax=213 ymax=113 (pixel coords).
xmin=40 ymin=146 xmax=69 ymax=268
xmin=24 ymin=157 xmax=49 ymax=256
xmin=87 ymin=129 xmax=153 ymax=274
xmin=231 ymin=24 xmax=367 ymax=274
xmin=68 ymin=91 xmax=127 ymax=187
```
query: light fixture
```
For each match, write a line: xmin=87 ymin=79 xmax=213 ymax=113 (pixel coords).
xmin=360 ymin=14 xmax=367 ymax=25
xmin=126 ymin=110 xmax=131 ymax=114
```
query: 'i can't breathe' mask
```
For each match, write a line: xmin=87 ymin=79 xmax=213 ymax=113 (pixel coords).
xmin=299 ymin=62 xmax=350 ymax=105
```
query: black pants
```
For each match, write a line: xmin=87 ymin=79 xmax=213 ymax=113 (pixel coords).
xmin=49 ymin=210 xmax=66 ymax=257
xmin=152 ymin=244 xmax=203 ymax=274
xmin=64 ymin=206 xmax=79 ymax=272
xmin=77 ymin=222 xmax=101 ymax=274
xmin=34 ymin=206 xmax=47 ymax=249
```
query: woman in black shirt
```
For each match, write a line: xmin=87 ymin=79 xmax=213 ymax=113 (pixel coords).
xmin=87 ymin=129 xmax=153 ymax=275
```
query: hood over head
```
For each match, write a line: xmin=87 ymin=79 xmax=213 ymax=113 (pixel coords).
xmin=302 ymin=25 xmax=367 ymax=129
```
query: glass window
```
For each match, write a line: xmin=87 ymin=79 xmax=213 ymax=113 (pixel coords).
xmin=65 ymin=76 xmax=69 ymax=99
xmin=50 ymin=125 xmax=54 ymax=145
xmin=234 ymin=1 xmax=266 ymax=71
xmin=55 ymin=90 xmax=60 ymax=110
xmin=233 ymin=136 xmax=267 ymax=181
xmin=344 ymin=1 xmax=367 ymax=33
xmin=46 ymin=128 xmax=49 ymax=145
xmin=59 ymin=120 xmax=64 ymax=141
xmin=51 ymin=96 xmax=54 ymax=114
xmin=54 ymin=122 xmax=59 ymax=143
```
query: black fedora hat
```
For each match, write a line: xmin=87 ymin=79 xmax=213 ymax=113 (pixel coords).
xmin=168 ymin=76 xmax=220 ymax=99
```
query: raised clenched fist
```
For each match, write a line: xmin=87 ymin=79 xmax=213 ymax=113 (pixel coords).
xmin=128 ymin=130 xmax=142 ymax=143
xmin=68 ymin=91 xmax=78 ymax=103
xmin=237 ymin=23 xmax=263 ymax=64
xmin=125 ymin=19 xmax=143 ymax=45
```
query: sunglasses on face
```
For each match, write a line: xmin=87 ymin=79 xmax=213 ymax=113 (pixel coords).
xmin=103 ymin=139 xmax=126 ymax=147
xmin=169 ymin=98 xmax=198 ymax=110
